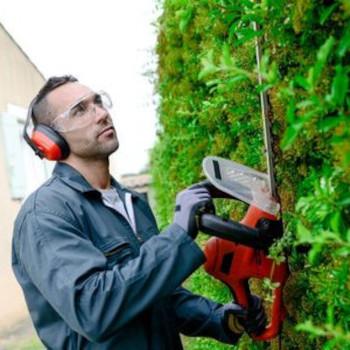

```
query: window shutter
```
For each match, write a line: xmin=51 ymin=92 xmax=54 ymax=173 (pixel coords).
xmin=0 ymin=112 xmax=25 ymax=199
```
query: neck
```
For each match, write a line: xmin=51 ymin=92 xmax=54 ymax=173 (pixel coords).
xmin=61 ymin=156 xmax=111 ymax=189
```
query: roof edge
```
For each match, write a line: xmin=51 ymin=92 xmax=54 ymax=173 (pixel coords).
xmin=0 ymin=21 xmax=46 ymax=81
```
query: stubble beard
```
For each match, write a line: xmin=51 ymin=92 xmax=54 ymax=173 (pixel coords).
xmin=70 ymin=132 xmax=119 ymax=161
xmin=87 ymin=137 xmax=119 ymax=160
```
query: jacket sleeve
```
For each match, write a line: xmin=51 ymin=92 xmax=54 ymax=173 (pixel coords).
xmin=169 ymin=287 xmax=241 ymax=344
xmin=14 ymin=209 xmax=205 ymax=342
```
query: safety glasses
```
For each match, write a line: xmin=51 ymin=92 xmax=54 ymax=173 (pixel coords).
xmin=50 ymin=90 xmax=113 ymax=132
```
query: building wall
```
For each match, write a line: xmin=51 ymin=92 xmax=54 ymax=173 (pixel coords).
xmin=0 ymin=23 xmax=45 ymax=332
xmin=0 ymin=24 xmax=44 ymax=112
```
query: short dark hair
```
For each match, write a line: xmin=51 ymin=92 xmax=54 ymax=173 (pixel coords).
xmin=32 ymin=75 xmax=78 ymax=125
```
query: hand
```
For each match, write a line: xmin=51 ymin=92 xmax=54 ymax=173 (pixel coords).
xmin=221 ymin=303 xmax=246 ymax=337
xmin=242 ymin=295 xmax=268 ymax=335
xmin=173 ymin=186 xmax=213 ymax=238
xmin=257 ymin=218 xmax=284 ymax=248
xmin=222 ymin=295 xmax=267 ymax=338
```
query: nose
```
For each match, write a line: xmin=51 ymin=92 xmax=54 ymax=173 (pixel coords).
xmin=93 ymin=104 xmax=109 ymax=123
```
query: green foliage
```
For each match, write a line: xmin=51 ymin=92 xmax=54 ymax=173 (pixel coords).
xmin=5 ymin=337 xmax=44 ymax=350
xmin=289 ymin=169 xmax=350 ymax=349
xmin=152 ymin=0 xmax=350 ymax=349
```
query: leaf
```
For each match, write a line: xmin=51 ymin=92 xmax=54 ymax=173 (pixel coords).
xmin=297 ymin=221 xmax=313 ymax=243
xmin=281 ymin=127 xmax=298 ymax=150
xmin=256 ymin=83 xmax=273 ymax=93
xmin=323 ymin=338 xmax=340 ymax=350
xmin=206 ymin=79 xmax=221 ymax=87
xmin=296 ymin=99 xmax=315 ymax=109
xmin=319 ymin=230 xmax=342 ymax=244
xmin=177 ymin=6 xmax=193 ymax=32
xmin=334 ymin=246 xmax=350 ymax=257
xmin=300 ymin=108 xmax=321 ymax=122
xmin=320 ymin=3 xmax=338 ymax=25
xmin=317 ymin=115 xmax=345 ymax=132
xmin=326 ymin=65 xmax=349 ymax=107
xmin=308 ymin=37 xmax=335 ymax=87
xmin=220 ymin=44 xmax=235 ymax=69
xmin=308 ymin=243 xmax=323 ymax=265
xmin=199 ymin=50 xmax=218 ymax=79
xmin=344 ymin=151 xmax=350 ymax=166
xmin=339 ymin=197 xmax=350 ymax=206
xmin=296 ymin=197 xmax=310 ymax=213
xmin=337 ymin=23 xmax=350 ymax=58
xmin=234 ymin=27 xmax=262 ymax=47
xmin=286 ymin=99 xmax=296 ymax=123
xmin=335 ymin=261 xmax=350 ymax=286
xmin=294 ymin=75 xmax=311 ymax=91
xmin=228 ymin=75 xmax=249 ymax=85
xmin=326 ymin=305 xmax=335 ymax=326
xmin=281 ymin=121 xmax=303 ymax=150
xmin=316 ymin=36 xmax=335 ymax=69
xmin=331 ymin=133 xmax=348 ymax=144
xmin=266 ymin=61 xmax=279 ymax=84
xmin=296 ymin=320 xmax=327 ymax=336
xmin=330 ymin=211 xmax=342 ymax=233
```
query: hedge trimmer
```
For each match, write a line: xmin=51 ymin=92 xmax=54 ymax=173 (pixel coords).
xmin=196 ymin=21 xmax=290 ymax=343
xmin=198 ymin=157 xmax=289 ymax=341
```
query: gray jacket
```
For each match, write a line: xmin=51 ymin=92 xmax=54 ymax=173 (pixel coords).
xmin=12 ymin=162 xmax=236 ymax=349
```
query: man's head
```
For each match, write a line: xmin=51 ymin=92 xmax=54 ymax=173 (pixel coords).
xmin=32 ymin=75 xmax=78 ymax=126
xmin=31 ymin=75 xmax=119 ymax=161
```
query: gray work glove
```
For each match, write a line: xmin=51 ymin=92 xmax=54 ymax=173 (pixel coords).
xmin=222 ymin=295 xmax=267 ymax=339
xmin=173 ymin=186 xmax=213 ymax=239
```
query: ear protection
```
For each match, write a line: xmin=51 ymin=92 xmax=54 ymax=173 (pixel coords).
xmin=23 ymin=98 xmax=70 ymax=161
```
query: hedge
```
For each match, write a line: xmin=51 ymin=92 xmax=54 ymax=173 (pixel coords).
xmin=151 ymin=1 xmax=350 ymax=349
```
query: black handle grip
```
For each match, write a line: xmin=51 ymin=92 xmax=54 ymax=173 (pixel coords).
xmin=199 ymin=213 xmax=269 ymax=249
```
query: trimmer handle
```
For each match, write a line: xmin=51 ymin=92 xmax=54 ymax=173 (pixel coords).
xmin=197 ymin=179 xmax=281 ymax=248
xmin=199 ymin=214 xmax=275 ymax=249
xmin=203 ymin=205 xmax=289 ymax=341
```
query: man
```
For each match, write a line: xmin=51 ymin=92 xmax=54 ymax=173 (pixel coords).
xmin=12 ymin=76 xmax=266 ymax=349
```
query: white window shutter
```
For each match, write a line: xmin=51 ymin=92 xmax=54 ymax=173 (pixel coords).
xmin=0 ymin=112 xmax=25 ymax=199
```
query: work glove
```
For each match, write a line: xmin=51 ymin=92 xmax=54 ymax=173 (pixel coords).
xmin=173 ymin=186 xmax=213 ymax=239
xmin=222 ymin=295 xmax=267 ymax=339
xmin=257 ymin=218 xmax=284 ymax=249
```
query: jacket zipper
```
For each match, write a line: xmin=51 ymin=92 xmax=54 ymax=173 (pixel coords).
xmin=99 ymin=189 xmax=144 ymax=243
xmin=124 ymin=192 xmax=143 ymax=243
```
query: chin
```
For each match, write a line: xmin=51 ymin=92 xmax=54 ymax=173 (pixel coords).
xmin=75 ymin=137 xmax=119 ymax=159
xmin=110 ymin=143 xmax=119 ymax=155
xmin=104 ymin=139 xmax=119 ymax=156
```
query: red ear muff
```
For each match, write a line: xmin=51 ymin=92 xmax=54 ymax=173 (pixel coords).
xmin=31 ymin=124 xmax=70 ymax=161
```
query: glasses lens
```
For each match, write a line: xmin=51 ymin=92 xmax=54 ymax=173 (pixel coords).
xmin=100 ymin=92 xmax=112 ymax=109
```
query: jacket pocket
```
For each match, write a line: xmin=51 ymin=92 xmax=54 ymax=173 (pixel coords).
xmin=103 ymin=241 xmax=133 ymax=268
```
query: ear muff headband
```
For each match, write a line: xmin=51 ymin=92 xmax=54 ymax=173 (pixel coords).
xmin=23 ymin=98 xmax=70 ymax=160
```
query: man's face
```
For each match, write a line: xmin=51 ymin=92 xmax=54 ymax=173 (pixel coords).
xmin=47 ymin=82 xmax=119 ymax=160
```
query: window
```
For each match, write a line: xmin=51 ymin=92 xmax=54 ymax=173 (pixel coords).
xmin=0 ymin=104 xmax=54 ymax=200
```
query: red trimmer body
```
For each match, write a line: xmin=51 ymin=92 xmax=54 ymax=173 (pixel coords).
xmin=204 ymin=205 xmax=289 ymax=340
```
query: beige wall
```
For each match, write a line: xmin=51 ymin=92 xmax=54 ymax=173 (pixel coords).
xmin=0 ymin=24 xmax=45 ymax=112
xmin=0 ymin=23 xmax=45 ymax=332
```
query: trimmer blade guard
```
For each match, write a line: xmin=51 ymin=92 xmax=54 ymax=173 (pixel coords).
xmin=202 ymin=156 xmax=280 ymax=215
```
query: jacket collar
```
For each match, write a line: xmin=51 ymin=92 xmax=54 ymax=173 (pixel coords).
xmin=53 ymin=162 xmax=128 ymax=196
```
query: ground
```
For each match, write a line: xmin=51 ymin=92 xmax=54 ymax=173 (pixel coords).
xmin=0 ymin=317 xmax=43 ymax=350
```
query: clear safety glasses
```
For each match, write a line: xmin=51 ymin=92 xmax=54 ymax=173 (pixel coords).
xmin=50 ymin=90 xmax=113 ymax=132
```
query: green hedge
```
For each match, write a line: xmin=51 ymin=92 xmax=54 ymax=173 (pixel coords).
xmin=151 ymin=0 xmax=350 ymax=349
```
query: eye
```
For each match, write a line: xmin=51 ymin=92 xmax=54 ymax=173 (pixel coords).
xmin=71 ymin=103 xmax=87 ymax=118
